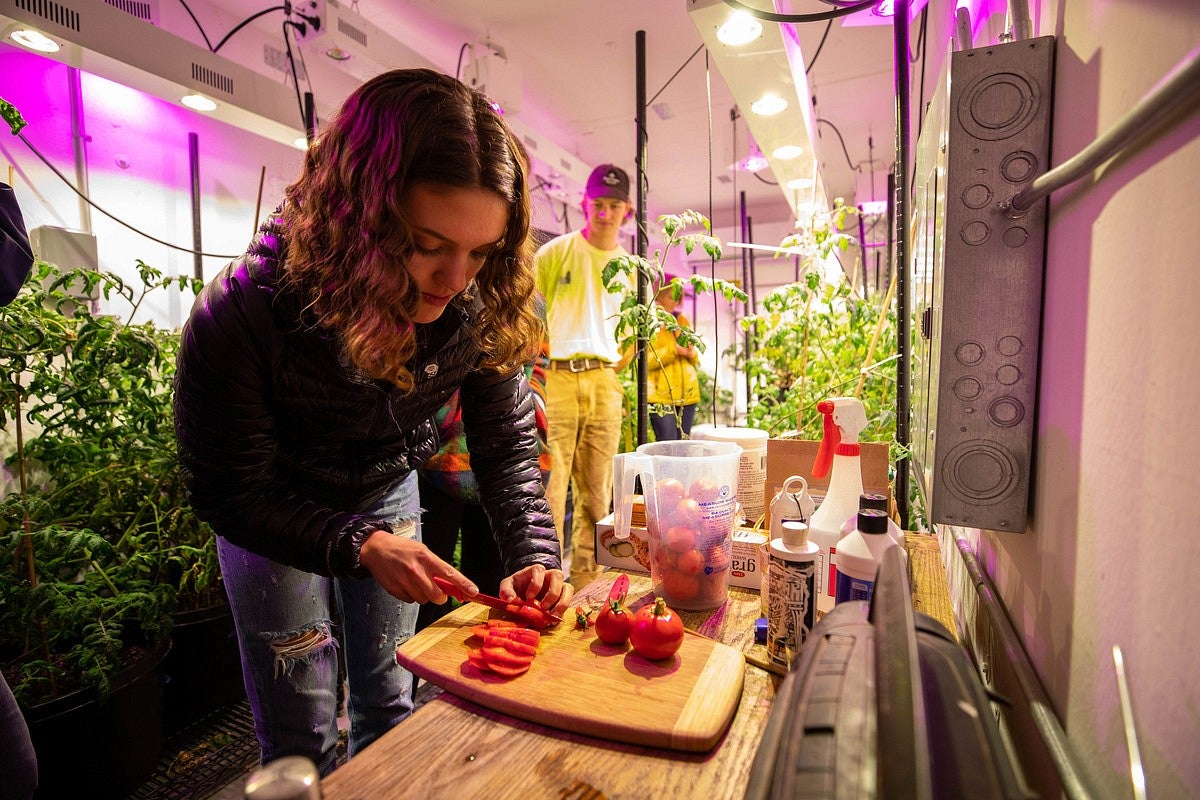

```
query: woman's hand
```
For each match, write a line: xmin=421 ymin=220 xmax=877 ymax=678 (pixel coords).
xmin=358 ymin=529 xmax=477 ymax=604
xmin=499 ymin=565 xmax=574 ymax=618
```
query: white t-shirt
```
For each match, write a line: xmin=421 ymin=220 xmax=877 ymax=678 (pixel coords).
xmin=535 ymin=230 xmax=631 ymax=363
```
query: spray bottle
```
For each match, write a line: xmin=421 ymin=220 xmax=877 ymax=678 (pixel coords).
xmin=808 ymin=397 xmax=868 ymax=614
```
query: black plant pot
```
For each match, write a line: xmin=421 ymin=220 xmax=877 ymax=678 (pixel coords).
xmin=22 ymin=638 xmax=170 ymax=799
xmin=163 ymin=598 xmax=246 ymax=735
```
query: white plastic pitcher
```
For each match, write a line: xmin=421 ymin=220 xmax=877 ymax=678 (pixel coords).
xmin=612 ymin=440 xmax=742 ymax=610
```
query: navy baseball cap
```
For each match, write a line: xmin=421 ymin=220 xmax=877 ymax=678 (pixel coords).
xmin=585 ymin=164 xmax=631 ymax=201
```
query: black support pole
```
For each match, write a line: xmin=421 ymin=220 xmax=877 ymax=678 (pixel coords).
xmin=636 ymin=30 xmax=650 ymax=446
xmin=893 ymin=3 xmax=912 ymax=530
xmin=739 ymin=190 xmax=751 ymax=416
xmin=188 ymin=132 xmax=202 ymax=282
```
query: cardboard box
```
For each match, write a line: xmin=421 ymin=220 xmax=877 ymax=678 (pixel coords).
xmin=763 ymin=438 xmax=892 ymax=531
xmin=594 ymin=513 xmax=768 ymax=591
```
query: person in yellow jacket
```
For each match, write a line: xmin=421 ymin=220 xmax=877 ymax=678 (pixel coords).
xmin=647 ymin=281 xmax=701 ymax=440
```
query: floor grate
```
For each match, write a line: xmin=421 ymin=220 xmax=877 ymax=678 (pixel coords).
xmin=125 ymin=701 xmax=260 ymax=800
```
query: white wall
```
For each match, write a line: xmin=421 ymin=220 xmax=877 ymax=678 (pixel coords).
xmin=930 ymin=3 xmax=1200 ymax=798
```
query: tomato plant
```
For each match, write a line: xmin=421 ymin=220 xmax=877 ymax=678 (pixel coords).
xmin=629 ymin=597 xmax=685 ymax=661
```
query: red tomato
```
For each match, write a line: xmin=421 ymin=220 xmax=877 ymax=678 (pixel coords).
xmin=507 ymin=602 xmax=553 ymax=629
xmin=595 ymin=600 xmax=633 ymax=645
xmin=675 ymin=549 xmax=705 ymax=576
xmin=629 ymin=597 xmax=685 ymax=661
xmin=654 ymin=478 xmax=686 ymax=514
xmin=672 ymin=497 xmax=703 ymax=530
xmin=665 ymin=525 xmax=698 ymax=553
xmin=661 ymin=570 xmax=700 ymax=603
xmin=689 ymin=478 xmax=720 ymax=505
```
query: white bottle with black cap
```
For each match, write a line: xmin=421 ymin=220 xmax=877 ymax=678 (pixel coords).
xmin=766 ymin=520 xmax=820 ymax=671
xmin=834 ymin=508 xmax=896 ymax=605
xmin=840 ymin=492 xmax=906 ymax=553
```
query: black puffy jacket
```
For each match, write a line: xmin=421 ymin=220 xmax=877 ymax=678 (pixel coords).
xmin=173 ymin=217 xmax=560 ymax=578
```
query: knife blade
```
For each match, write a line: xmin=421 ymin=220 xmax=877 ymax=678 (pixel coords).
xmin=432 ymin=576 xmax=563 ymax=624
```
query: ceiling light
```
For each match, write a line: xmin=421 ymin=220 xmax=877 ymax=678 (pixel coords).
xmin=10 ymin=29 xmax=60 ymax=53
xmin=786 ymin=177 xmax=814 ymax=190
xmin=716 ymin=11 xmax=762 ymax=46
xmin=324 ymin=46 xmax=351 ymax=61
xmin=292 ymin=137 xmax=310 ymax=150
xmin=180 ymin=94 xmax=218 ymax=112
xmin=739 ymin=152 xmax=770 ymax=173
xmin=772 ymin=145 xmax=804 ymax=160
xmin=750 ymin=93 xmax=787 ymax=116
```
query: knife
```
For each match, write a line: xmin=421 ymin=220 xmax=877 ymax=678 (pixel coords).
xmin=432 ymin=576 xmax=564 ymax=624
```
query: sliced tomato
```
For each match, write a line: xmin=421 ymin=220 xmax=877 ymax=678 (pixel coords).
xmin=465 ymin=647 xmax=491 ymax=670
xmin=489 ymin=626 xmax=539 ymax=645
xmin=469 ymin=624 xmax=492 ymax=640
xmin=485 ymin=632 xmax=537 ymax=656
xmin=484 ymin=661 xmax=530 ymax=677
xmin=481 ymin=644 xmax=535 ymax=668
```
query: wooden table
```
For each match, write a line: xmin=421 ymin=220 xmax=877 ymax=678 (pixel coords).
xmin=322 ymin=572 xmax=777 ymax=800
xmin=322 ymin=533 xmax=952 ymax=799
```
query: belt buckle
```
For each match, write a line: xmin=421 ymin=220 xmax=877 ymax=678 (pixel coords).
xmin=569 ymin=357 xmax=589 ymax=373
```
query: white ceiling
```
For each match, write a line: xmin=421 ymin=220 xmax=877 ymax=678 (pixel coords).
xmin=219 ymin=0 xmax=903 ymax=236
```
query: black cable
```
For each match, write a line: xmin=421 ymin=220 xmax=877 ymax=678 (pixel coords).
xmin=281 ymin=20 xmax=307 ymax=132
xmin=214 ymin=6 xmax=288 ymax=53
xmin=14 ymin=131 xmax=239 ymax=259
xmin=751 ymin=170 xmax=779 ymax=186
xmin=649 ymin=44 xmax=705 ymax=106
xmin=722 ymin=0 xmax=877 ymax=24
xmin=805 ymin=18 xmax=834 ymax=74
xmin=176 ymin=0 xmax=215 ymax=51
xmin=816 ymin=117 xmax=863 ymax=173
xmin=455 ymin=42 xmax=470 ymax=81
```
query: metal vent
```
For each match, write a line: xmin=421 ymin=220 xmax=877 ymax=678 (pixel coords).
xmin=14 ymin=0 xmax=80 ymax=31
xmin=102 ymin=0 xmax=152 ymax=22
xmin=263 ymin=44 xmax=305 ymax=80
xmin=521 ymin=135 xmax=539 ymax=152
xmin=191 ymin=63 xmax=234 ymax=96
xmin=336 ymin=16 xmax=367 ymax=47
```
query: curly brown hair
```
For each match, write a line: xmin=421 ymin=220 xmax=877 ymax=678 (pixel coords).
xmin=278 ymin=68 xmax=540 ymax=391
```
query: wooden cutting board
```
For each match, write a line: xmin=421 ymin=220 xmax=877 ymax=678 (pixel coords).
xmin=396 ymin=601 xmax=746 ymax=752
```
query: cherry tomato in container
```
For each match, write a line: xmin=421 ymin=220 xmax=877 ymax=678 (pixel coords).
xmin=629 ymin=597 xmax=685 ymax=661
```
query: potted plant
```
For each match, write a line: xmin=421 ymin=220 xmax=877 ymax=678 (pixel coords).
xmin=0 ymin=259 xmax=226 ymax=795
xmin=602 ymin=210 xmax=747 ymax=448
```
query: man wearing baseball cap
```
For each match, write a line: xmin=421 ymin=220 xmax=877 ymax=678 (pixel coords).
xmin=535 ymin=164 xmax=634 ymax=587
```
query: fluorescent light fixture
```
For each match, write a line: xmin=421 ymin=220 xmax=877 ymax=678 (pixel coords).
xmin=716 ymin=10 xmax=762 ymax=46
xmin=772 ymin=144 xmax=804 ymax=160
xmin=292 ymin=136 xmax=309 ymax=150
xmin=10 ymin=28 xmax=59 ymax=52
xmin=859 ymin=199 xmax=888 ymax=215
xmin=726 ymin=241 xmax=805 ymax=255
xmin=739 ymin=152 xmax=770 ymax=172
xmin=750 ymin=93 xmax=787 ymax=116
xmin=786 ymin=177 xmax=814 ymax=190
xmin=180 ymin=93 xmax=217 ymax=112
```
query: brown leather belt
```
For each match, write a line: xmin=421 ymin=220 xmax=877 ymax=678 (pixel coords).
xmin=548 ymin=357 xmax=610 ymax=373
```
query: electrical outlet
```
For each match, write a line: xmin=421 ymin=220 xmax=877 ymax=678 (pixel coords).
xmin=292 ymin=0 xmax=326 ymax=41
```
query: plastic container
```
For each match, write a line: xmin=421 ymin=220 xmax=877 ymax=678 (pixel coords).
xmin=834 ymin=509 xmax=896 ymax=605
xmin=807 ymin=398 xmax=868 ymax=613
xmin=690 ymin=425 xmax=769 ymax=525
xmin=766 ymin=520 xmax=820 ymax=671
xmin=760 ymin=475 xmax=815 ymax=614
xmin=612 ymin=440 xmax=741 ymax=610
xmin=840 ymin=492 xmax=906 ymax=553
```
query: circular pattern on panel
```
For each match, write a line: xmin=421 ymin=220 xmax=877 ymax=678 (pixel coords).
xmin=1000 ymin=150 xmax=1039 ymax=183
xmin=962 ymin=183 xmax=993 ymax=209
xmin=954 ymin=376 xmax=983 ymax=400
xmin=996 ymin=365 xmax=1021 ymax=386
xmin=1003 ymin=226 xmax=1029 ymax=247
xmin=988 ymin=395 xmax=1025 ymax=427
xmin=958 ymin=70 xmax=1041 ymax=141
xmin=961 ymin=220 xmax=991 ymax=246
xmin=941 ymin=440 xmax=1019 ymax=503
xmin=997 ymin=336 xmax=1023 ymax=356
xmin=955 ymin=340 xmax=985 ymax=366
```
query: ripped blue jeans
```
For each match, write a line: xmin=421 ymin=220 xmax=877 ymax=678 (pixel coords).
xmin=217 ymin=472 xmax=421 ymax=775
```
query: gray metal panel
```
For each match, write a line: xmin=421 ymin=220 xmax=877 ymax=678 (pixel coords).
xmin=930 ymin=37 xmax=1055 ymax=531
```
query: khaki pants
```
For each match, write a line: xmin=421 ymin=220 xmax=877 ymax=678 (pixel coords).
xmin=544 ymin=366 xmax=624 ymax=582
